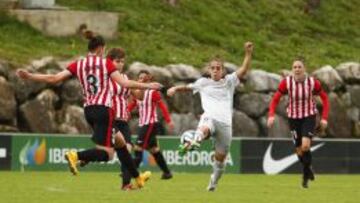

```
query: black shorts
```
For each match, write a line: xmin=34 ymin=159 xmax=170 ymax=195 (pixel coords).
xmin=288 ymin=115 xmax=316 ymax=147
xmin=84 ymin=105 xmax=114 ymax=147
xmin=113 ymin=120 xmax=132 ymax=144
xmin=136 ymin=122 xmax=161 ymax=149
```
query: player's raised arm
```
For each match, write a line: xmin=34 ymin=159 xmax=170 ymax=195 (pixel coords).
xmin=16 ymin=69 xmax=72 ymax=84
xmin=236 ymin=41 xmax=253 ymax=79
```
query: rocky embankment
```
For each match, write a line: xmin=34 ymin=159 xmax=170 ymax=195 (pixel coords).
xmin=0 ymin=57 xmax=359 ymax=138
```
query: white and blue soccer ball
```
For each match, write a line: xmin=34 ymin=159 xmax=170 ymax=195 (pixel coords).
xmin=180 ymin=130 xmax=197 ymax=145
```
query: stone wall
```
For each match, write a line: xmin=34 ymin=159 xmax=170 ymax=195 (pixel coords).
xmin=0 ymin=57 xmax=359 ymax=139
xmin=10 ymin=9 xmax=119 ymax=39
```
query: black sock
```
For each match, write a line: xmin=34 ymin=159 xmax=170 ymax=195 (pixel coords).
xmin=115 ymin=146 xmax=139 ymax=178
xmin=152 ymin=151 xmax=170 ymax=174
xmin=77 ymin=149 xmax=109 ymax=162
xmin=133 ymin=151 xmax=143 ymax=168
xmin=121 ymin=164 xmax=132 ymax=186
xmin=297 ymin=155 xmax=303 ymax=163
xmin=302 ymin=151 xmax=312 ymax=167
xmin=302 ymin=151 xmax=312 ymax=177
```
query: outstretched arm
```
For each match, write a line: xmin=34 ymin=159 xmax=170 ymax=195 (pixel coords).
xmin=236 ymin=41 xmax=253 ymax=79
xmin=166 ymin=84 xmax=193 ymax=97
xmin=16 ymin=69 xmax=72 ymax=84
xmin=111 ymin=71 xmax=162 ymax=90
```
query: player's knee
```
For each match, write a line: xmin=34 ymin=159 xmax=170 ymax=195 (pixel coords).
xmin=114 ymin=133 xmax=126 ymax=148
xmin=197 ymin=126 xmax=210 ymax=137
xmin=214 ymin=152 xmax=227 ymax=162
xmin=302 ymin=144 xmax=310 ymax=152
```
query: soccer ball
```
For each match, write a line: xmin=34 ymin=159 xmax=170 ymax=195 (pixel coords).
xmin=180 ymin=130 xmax=197 ymax=145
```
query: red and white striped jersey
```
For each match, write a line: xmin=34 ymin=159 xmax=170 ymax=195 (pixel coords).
xmin=111 ymin=74 xmax=131 ymax=120
xmin=128 ymin=90 xmax=172 ymax=126
xmin=67 ymin=54 xmax=116 ymax=107
xmin=277 ymin=76 xmax=323 ymax=119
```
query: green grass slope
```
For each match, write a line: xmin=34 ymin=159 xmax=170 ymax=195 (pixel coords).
xmin=1 ymin=172 xmax=360 ymax=203
xmin=0 ymin=0 xmax=359 ymax=71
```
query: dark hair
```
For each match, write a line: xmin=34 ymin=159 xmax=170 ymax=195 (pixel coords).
xmin=107 ymin=48 xmax=126 ymax=61
xmin=84 ymin=31 xmax=105 ymax=51
xmin=138 ymin=70 xmax=151 ymax=76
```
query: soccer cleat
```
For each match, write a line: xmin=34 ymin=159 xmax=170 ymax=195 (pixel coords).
xmin=161 ymin=172 xmax=173 ymax=180
xmin=308 ymin=166 xmax=315 ymax=181
xmin=135 ymin=171 xmax=152 ymax=188
xmin=64 ymin=151 xmax=79 ymax=175
xmin=121 ymin=184 xmax=136 ymax=191
xmin=178 ymin=144 xmax=189 ymax=156
xmin=207 ymin=174 xmax=217 ymax=192
xmin=302 ymin=177 xmax=309 ymax=189
xmin=178 ymin=141 xmax=200 ymax=156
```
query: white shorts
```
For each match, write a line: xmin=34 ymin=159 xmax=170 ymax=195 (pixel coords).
xmin=198 ymin=115 xmax=232 ymax=155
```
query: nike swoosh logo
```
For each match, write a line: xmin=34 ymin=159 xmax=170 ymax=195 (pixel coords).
xmin=263 ymin=142 xmax=325 ymax=175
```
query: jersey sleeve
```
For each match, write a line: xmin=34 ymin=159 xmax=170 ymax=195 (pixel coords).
xmin=106 ymin=58 xmax=117 ymax=75
xmin=127 ymin=99 xmax=137 ymax=112
xmin=313 ymin=79 xmax=329 ymax=120
xmin=151 ymin=91 xmax=162 ymax=102
xmin=66 ymin=61 xmax=78 ymax=76
xmin=313 ymin=79 xmax=323 ymax=95
xmin=225 ymin=72 xmax=240 ymax=88
xmin=187 ymin=78 xmax=204 ymax=94
xmin=268 ymin=79 xmax=287 ymax=117
xmin=277 ymin=79 xmax=287 ymax=94
xmin=158 ymin=100 xmax=172 ymax=124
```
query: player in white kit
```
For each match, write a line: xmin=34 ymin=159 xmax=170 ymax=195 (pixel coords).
xmin=167 ymin=41 xmax=253 ymax=191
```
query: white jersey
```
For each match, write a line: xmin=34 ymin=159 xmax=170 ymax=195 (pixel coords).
xmin=188 ymin=72 xmax=240 ymax=125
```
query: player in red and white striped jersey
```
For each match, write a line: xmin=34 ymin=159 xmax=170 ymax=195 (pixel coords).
xmin=267 ymin=58 xmax=329 ymax=188
xmin=128 ymin=70 xmax=174 ymax=180
xmin=16 ymin=33 xmax=161 ymax=189
xmin=108 ymin=47 xmax=135 ymax=190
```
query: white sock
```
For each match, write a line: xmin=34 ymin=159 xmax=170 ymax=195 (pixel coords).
xmin=211 ymin=160 xmax=225 ymax=185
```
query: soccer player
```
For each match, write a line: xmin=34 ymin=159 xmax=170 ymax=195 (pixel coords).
xmin=267 ymin=58 xmax=329 ymax=188
xmin=128 ymin=70 xmax=174 ymax=180
xmin=16 ymin=33 xmax=161 ymax=189
xmin=108 ymin=47 xmax=136 ymax=190
xmin=167 ymin=42 xmax=253 ymax=191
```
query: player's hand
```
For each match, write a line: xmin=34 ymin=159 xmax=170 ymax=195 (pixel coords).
xmin=319 ymin=119 xmax=328 ymax=131
xmin=244 ymin=41 xmax=253 ymax=54
xmin=167 ymin=87 xmax=177 ymax=97
xmin=16 ymin=69 xmax=31 ymax=80
xmin=267 ymin=116 xmax=275 ymax=128
xmin=147 ymin=82 xmax=163 ymax=90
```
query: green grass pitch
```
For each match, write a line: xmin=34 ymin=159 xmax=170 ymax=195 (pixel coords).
xmin=1 ymin=172 xmax=360 ymax=203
